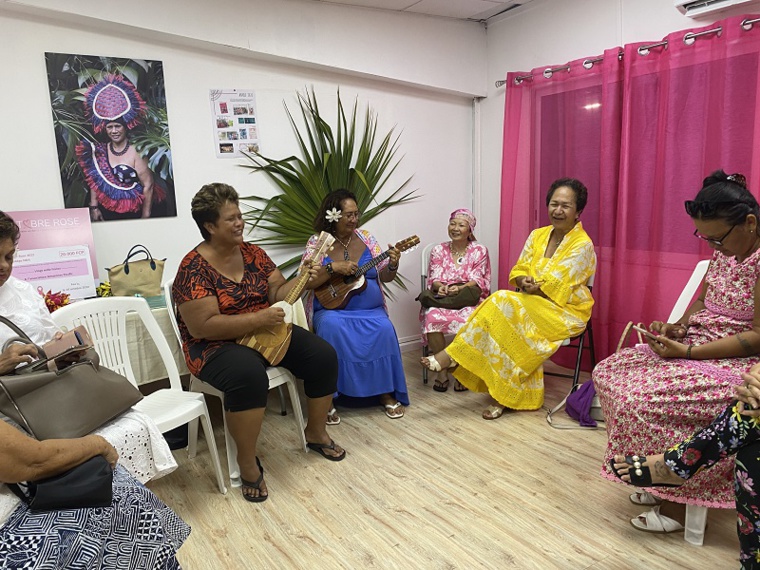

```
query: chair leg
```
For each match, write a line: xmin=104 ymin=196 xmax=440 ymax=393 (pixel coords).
xmin=285 ymin=378 xmax=307 ymax=452
xmin=198 ymin=405 xmax=227 ymax=495
xmin=587 ymin=322 xmax=597 ymax=367
xmin=422 ymin=345 xmax=429 ymax=384
xmin=277 ymin=385 xmax=287 ymax=416
xmin=571 ymin=332 xmax=585 ymax=392
xmin=221 ymin=412 xmax=241 ymax=487
xmin=684 ymin=505 xmax=708 ymax=546
xmin=187 ymin=417 xmax=199 ymax=459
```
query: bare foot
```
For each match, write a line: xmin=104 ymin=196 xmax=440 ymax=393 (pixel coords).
xmin=327 ymin=407 xmax=341 ymax=425
xmin=610 ymin=454 xmax=684 ymax=487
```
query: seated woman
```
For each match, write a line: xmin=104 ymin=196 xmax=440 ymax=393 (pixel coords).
xmin=594 ymin=170 xmax=760 ymax=531
xmin=609 ymin=365 xmax=760 ymax=569
xmin=302 ymin=189 xmax=409 ymax=422
xmin=0 ymin=395 xmax=189 ymax=570
xmin=0 ymin=211 xmax=175 ymax=483
xmin=421 ymin=209 xmax=491 ymax=392
xmin=421 ymin=178 xmax=596 ymax=419
xmin=173 ymin=183 xmax=346 ymax=503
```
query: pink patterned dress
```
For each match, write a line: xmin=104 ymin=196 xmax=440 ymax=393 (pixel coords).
xmin=419 ymin=242 xmax=491 ymax=343
xmin=594 ymin=247 xmax=760 ymax=508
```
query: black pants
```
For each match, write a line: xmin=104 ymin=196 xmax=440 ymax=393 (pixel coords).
xmin=198 ymin=326 xmax=338 ymax=412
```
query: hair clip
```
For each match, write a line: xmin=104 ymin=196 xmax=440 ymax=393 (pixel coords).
xmin=727 ymin=173 xmax=747 ymax=188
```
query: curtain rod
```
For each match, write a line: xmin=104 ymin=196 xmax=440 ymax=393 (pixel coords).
xmin=495 ymin=17 xmax=760 ymax=88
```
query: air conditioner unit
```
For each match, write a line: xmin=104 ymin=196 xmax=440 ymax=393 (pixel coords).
xmin=675 ymin=0 xmax=760 ymax=19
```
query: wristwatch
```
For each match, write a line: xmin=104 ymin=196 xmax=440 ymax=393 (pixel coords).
xmin=326 ymin=263 xmax=334 ymax=275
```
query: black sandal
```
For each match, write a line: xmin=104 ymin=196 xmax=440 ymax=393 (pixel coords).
xmin=433 ymin=377 xmax=449 ymax=392
xmin=306 ymin=439 xmax=346 ymax=461
xmin=241 ymin=456 xmax=268 ymax=502
xmin=609 ymin=455 xmax=682 ymax=488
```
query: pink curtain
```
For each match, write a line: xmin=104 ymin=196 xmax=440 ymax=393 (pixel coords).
xmin=500 ymin=14 xmax=760 ymax=362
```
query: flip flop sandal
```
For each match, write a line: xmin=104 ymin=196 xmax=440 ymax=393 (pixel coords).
xmin=482 ymin=405 xmax=505 ymax=420
xmin=241 ymin=456 xmax=268 ymax=503
xmin=384 ymin=402 xmax=405 ymax=419
xmin=433 ymin=377 xmax=450 ymax=392
xmin=630 ymin=506 xmax=684 ymax=533
xmin=630 ymin=490 xmax=662 ymax=506
xmin=326 ymin=408 xmax=341 ymax=425
xmin=453 ymin=379 xmax=468 ymax=392
xmin=609 ymin=455 xmax=682 ymax=488
xmin=306 ymin=439 xmax=346 ymax=461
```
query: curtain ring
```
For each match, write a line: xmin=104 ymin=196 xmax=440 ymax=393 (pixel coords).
xmin=543 ymin=68 xmax=554 ymax=79
xmin=638 ymin=46 xmax=650 ymax=56
xmin=582 ymin=59 xmax=595 ymax=70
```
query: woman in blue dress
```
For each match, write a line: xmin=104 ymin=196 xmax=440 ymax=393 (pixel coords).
xmin=303 ymin=189 xmax=409 ymax=423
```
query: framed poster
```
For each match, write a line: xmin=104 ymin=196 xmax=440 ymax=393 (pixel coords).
xmin=45 ymin=53 xmax=177 ymax=223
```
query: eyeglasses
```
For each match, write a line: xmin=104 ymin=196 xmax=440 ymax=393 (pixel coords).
xmin=693 ymin=224 xmax=736 ymax=246
xmin=343 ymin=212 xmax=361 ymax=221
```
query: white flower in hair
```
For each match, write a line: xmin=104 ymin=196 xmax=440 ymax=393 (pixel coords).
xmin=325 ymin=208 xmax=342 ymax=223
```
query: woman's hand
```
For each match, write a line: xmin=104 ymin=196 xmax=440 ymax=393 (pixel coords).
xmin=520 ymin=276 xmax=542 ymax=295
xmin=96 ymin=436 xmax=120 ymax=469
xmin=387 ymin=245 xmax=400 ymax=268
xmin=644 ymin=334 xmax=688 ymax=359
xmin=0 ymin=344 xmax=38 ymax=375
xmin=89 ymin=207 xmax=103 ymax=222
xmin=253 ymin=307 xmax=286 ymax=329
xmin=649 ymin=320 xmax=687 ymax=339
xmin=447 ymin=284 xmax=460 ymax=297
xmin=735 ymin=371 xmax=760 ymax=417
xmin=333 ymin=260 xmax=358 ymax=276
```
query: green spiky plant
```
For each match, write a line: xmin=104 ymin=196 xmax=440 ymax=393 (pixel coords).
xmin=239 ymin=88 xmax=418 ymax=293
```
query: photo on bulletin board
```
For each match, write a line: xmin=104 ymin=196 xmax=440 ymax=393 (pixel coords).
xmin=45 ymin=53 xmax=177 ymax=223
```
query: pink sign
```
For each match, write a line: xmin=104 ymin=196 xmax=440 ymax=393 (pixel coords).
xmin=7 ymin=208 xmax=98 ymax=279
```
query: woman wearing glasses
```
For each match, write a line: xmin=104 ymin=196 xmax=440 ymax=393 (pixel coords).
xmin=595 ymin=170 xmax=760 ymax=533
xmin=302 ymin=189 xmax=409 ymax=423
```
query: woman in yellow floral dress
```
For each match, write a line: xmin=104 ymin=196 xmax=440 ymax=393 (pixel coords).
xmin=421 ymin=178 xmax=596 ymax=419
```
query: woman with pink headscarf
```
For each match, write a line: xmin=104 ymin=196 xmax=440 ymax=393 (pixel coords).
xmin=420 ymin=209 xmax=491 ymax=392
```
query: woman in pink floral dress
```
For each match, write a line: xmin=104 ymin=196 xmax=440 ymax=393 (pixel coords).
xmin=420 ymin=209 xmax=491 ymax=392
xmin=594 ymin=170 xmax=760 ymax=532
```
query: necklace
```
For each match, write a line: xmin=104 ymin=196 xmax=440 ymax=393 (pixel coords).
xmin=451 ymin=242 xmax=467 ymax=264
xmin=109 ymin=141 xmax=130 ymax=156
xmin=334 ymin=234 xmax=352 ymax=261
xmin=552 ymin=232 xmax=565 ymax=247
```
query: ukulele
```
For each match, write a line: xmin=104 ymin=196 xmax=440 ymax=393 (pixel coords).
xmin=237 ymin=231 xmax=335 ymax=365
xmin=315 ymin=235 xmax=420 ymax=310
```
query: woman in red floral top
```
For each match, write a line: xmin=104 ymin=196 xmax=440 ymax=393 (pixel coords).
xmin=173 ymin=183 xmax=345 ymax=503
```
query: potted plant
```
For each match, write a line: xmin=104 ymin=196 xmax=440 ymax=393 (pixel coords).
xmin=239 ymin=87 xmax=417 ymax=291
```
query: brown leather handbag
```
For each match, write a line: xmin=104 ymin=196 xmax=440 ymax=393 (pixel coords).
xmin=416 ymin=284 xmax=481 ymax=310
xmin=0 ymin=316 xmax=143 ymax=440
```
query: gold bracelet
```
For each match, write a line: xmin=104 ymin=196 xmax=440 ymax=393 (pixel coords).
xmin=686 ymin=345 xmax=693 ymax=359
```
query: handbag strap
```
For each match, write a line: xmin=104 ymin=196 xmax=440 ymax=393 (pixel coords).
xmin=123 ymin=244 xmax=157 ymax=273
xmin=545 ymin=387 xmax=600 ymax=430
xmin=6 ymin=482 xmax=30 ymax=504
xmin=0 ymin=378 xmax=34 ymax=435
xmin=0 ymin=316 xmax=47 ymax=359
xmin=616 ymin=321 xmax=644 ymax=353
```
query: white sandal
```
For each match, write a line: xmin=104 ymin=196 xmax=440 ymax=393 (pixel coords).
xmin=630 ymin=490 xmax=661 ymax=506
xmin=384 ymin=402 xmax=405 ymax=419
xmin=326 ymin=408 xmax=341 ymax=426
xmin=630 ymin=505 xmax=684 ymax=533
xmin=422 ymin=355 xmax=443 ymax=372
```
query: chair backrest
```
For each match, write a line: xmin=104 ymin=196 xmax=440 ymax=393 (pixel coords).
xmin=51 ymin=296 xmax=183 ymax=390
xmin=163 ymin=278 xmax=181 ymax=344
xmin=420 ymin=243 xmax=436 ymax=291
xmin=666 ymin=259 xmax=710 ymax=323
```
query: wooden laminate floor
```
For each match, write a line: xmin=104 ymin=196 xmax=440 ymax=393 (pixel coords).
xmin=147 ymin=353 xmax=739 ymax=569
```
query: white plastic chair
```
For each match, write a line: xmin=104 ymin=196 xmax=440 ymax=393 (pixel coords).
xmin=163 ymin=279 xmax=307 ymax=488
xmin=52 ymin=296 xmax=227 ymax=495
xmin=637 ymin=259 xmax=710 ymax=545
xmin=420 ymin=243 xmax=436 ymax=384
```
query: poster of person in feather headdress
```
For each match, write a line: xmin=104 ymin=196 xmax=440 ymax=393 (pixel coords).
xmin=45 ymin=53 xmax=177 ymax=222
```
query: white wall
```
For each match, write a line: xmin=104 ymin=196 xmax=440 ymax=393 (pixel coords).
xmin=480 ymin=0 xmax=729 ymax=277
xmin=0 ymin=2 xmax=484 ymax=346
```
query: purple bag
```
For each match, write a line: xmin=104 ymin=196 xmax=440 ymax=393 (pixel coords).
xmin=565 ymin=381 xmax=599 ymax=427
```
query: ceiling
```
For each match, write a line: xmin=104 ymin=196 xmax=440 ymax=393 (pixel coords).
xmin=301 ymin=0 xmax=532 ymax=21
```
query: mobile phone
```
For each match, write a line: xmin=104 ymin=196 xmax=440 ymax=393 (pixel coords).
xmin=631 ymin=324 xmax=659 ymax=341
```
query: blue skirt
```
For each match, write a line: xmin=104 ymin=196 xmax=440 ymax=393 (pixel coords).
xmin=313 ymin=256 xmax=408 ymax=406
